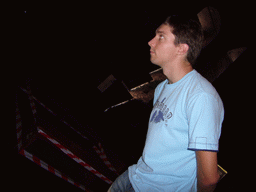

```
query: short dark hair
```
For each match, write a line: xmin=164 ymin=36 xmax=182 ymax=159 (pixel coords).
xmin=164 ymin=15 xmax=204 ymax=66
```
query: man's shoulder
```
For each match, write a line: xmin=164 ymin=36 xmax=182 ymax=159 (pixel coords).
xmin=189 ymin=71 xmax=220 ymax=100
xmin=186 ymin=72 xmax=224 ymax=114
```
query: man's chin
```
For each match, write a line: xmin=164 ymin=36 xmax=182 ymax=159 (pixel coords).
xmin=150 ymin=59 xmax=161 ymax=67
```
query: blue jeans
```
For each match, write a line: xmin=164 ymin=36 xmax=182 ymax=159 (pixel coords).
xmin=108 ymin=170 xmax=135 ymax=192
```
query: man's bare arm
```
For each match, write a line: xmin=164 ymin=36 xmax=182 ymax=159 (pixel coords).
xmin=196 ymin=151 xmax=220 ymax=192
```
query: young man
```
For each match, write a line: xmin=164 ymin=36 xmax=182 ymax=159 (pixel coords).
xmin=108 ymin=15 xmax=224 ymax=192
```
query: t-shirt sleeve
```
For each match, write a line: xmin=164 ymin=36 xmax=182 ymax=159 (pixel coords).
xmin=187 ymin=93 xmax=224 ymax=152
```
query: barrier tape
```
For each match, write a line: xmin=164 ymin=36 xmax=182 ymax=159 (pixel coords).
xmin=93 ymin=143 xmax=118 ymax=174
xmin=16 ymin=99 xmax=22 ymax=151
xmin=19 ymin=149 xmax=87 ymax=191
xmin=38 ymin=129 xmax=113 ymax=185
xmin=26 ymin=85 xmax=37 ymax=126
xmin=19 ymin=86 xmax=118 ymax=175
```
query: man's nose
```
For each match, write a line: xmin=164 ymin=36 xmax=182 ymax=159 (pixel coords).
xmin=148 ymin=37 xmax=155 ymax=47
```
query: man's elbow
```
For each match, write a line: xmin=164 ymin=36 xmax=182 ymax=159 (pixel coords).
xmin=199 ymin=174 xmax=220 ymax=187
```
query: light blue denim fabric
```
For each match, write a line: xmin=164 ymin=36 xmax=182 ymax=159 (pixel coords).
xmin=108 ymin=170 xmax=135 ymax=192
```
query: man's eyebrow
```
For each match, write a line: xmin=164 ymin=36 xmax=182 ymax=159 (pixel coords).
xmin=155 ymin=30 xmax=166 ymax=35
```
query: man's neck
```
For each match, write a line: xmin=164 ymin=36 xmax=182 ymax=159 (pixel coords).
xmin=162 ymin=60 xmax=193 ymax=84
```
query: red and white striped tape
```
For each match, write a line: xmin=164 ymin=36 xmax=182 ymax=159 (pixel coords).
xmin=19 ymin=86 xmax=118 ymax=176
xmin=19 ymin=149 xmax=87 ymax=191
xmin=93 ymin=143 xmax=118 ymax=174
xmin=16 ymin=98 xmax=87 ymax=191
xmin=16 ymin=101 xmax=22 ymax=151
xmin=38 ymin=129 xmax=113 ymax=185
xmin=26 ymin=85 xmax=37 ymax=125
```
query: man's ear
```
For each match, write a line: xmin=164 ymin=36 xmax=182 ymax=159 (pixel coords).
xmin=177 ymin=43 xmax=189 ymax=56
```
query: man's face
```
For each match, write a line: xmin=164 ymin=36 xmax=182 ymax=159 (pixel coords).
xmin=148 ymin=24 xmax=179 ymax=67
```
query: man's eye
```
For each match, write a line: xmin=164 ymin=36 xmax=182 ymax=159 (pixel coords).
xmin=159 ymin=35 xmax=164 ymax=40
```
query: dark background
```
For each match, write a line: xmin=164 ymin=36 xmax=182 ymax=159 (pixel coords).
xmin=13 ymin=1 xmax=253 ymax=191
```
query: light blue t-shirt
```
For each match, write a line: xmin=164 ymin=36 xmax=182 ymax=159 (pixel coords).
xmin=129 ymin=70 xmax=224 ymax=192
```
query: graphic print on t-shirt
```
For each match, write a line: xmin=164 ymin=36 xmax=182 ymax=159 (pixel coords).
xmin=150 ymin=97 xmax=172 ymax=124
